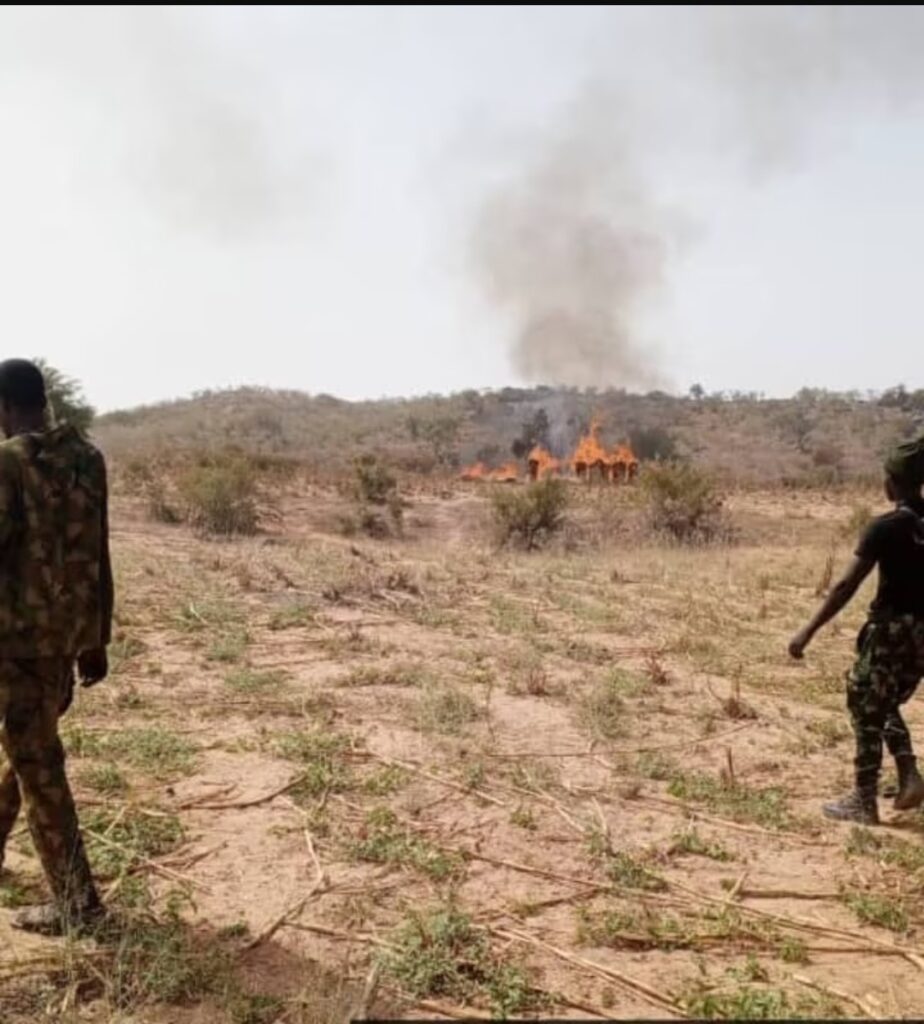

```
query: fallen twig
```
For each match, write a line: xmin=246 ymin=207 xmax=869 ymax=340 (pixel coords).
xmin=493 ymin=925 xmax=686 ymax=1018
xmin=793 ymin=973 xmax=877 ymax=1019
xmin=180 ymin=773 xmax=308 ymax=811
xmin=84 ymin=829 xmax=210 ymax=892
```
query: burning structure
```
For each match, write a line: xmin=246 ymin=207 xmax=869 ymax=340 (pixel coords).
xmin=572 ymin=418 xmax=638 ymax=482
xmin=460 ymin=417 xmax=637 ymax=485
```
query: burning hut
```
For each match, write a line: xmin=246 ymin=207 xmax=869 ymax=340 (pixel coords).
xmin=527 ymin=445 xmax=561 ymax=481
xmin=571 ymin=419 xmax=638 ymax=483
xmin=572 ymin=418 xmax=612 ymax=481
xmin=610 ymin=443 xmax=639 ymax=483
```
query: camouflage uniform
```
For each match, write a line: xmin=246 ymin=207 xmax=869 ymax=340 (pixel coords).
xmin=848 ymin=616 xmax=924 ymax=791
xmin=0 ymin=425 xmax=112 ymax=912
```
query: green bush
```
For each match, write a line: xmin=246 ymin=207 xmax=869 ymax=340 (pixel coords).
xmin=641 ymin=461 xmax=728 ymax=544
xmin=491 ymin=478 xmax=569 ymax=551
xmin=178 ymin=459 xmax=259 ymax=536
xmin=352 ymin=455 xmax=403 ymax=537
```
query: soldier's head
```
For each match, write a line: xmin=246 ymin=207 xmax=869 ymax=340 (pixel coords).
xmin=884 ymin=434 xmax=924 ymax=503
xmin=0 ymin=359 xmax=47 ymax=438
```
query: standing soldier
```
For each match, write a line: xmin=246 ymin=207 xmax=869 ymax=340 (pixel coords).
xmin=789 ymin=435 xmax=924 ymax=824
xmin=0 ymin=359 xmax=112 ymax=933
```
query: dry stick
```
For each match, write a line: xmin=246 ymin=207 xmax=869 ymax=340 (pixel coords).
xmin=246 ymin=827 xmax=327 ymax=952
xmin=793 ymin=973 xmax=877 ymax=1019
xmin=243 ymin=875 xmax=330 ymax=952
xmin=738 ymin=886 xmax=842 ymax=901
xmin=493 ymin=926 xmax=686 ymax=1019
xmin=633 ymin=792 xmax=830 ymax=847
xmin=668 ymin=877 xmax=924 ymax=968
xmin=604 ymin=721 xmax=756 ymax=758
xmin=83 ymin=829 xmax=210 ymax=892
xmin=367 ymin=751 xmax=506 ymax=807
xmin=180 ymin=772 xmax=309 ymax=811
xmin=351 ymin=961 xmax=382 ymax=1022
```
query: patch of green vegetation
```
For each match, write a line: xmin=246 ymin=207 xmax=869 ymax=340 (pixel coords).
xmin=777 ymin=937 xmax=810 ymax=964
xmin=271 ymin=729 xmax=352 ymax=800
xmin=576 ymin=906 xmax=689 ymax=950
xmin=66 ymin=726 xmax=198 ymax=781
xmin=846 ymin=826 xmax=924 ymax=873
xmin=667 ymin=771 xmax=791 ymax=830
xmin=489 ymin=596 xmax=546 ymax=636
xmin=79 ymin=762 xmax=129 ymax=797
xmin=207 ymin=631 xmax=250 ymax=664
xmin=415 ymin=682 xmax=482 ymax=735
xmin=586 ymin=830 xmax=666 ymax=891
xmin=507 ymin=759 xmax=557 ymax=794
xmin=682 ymin=986 xmax=790 ymax=1020
xmin=669 ymin=827 xmax=734 ymax=862
xmin=843 ymin=890 xmax=909 ymax=933
xmin=361 ymin=764 xmax=408 ymax=796
xmin=224 ymin=667 xmax=287 ymax=694
xmin=805 ymin=717 xmax=849 ymax=749
xmin=0 ymin=875 xmax=45 ymax=909
xmin=83 ymin=806 xmax=184 ymax=880
xmin=267 ymin=603 xmax=316 ymax=631
xmin=379 ymin=905 xmax=539 ymax=1017
xmin=340 ymin=662 xmax=428 ymax=688
xmin=579 ymin=674 xmax=632 ymax=741
xmin=109 ymin=632 xmax=147 ymax=676
xmin=636 ymin=751 xmax=681 ymax=781
xmin=350 ymin=808 xmax=463 ymax=882
xmin=509 ymin=805 xmax=538 ymax=831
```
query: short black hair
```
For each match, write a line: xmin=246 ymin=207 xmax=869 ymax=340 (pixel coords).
xmin=0 ymin=359 xmax=47 ymax=411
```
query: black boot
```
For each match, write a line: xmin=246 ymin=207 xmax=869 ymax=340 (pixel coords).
xmin=894 ymin=757 xmax=924 ymax=811
xmin=823 ymin=788 xmax=879 ymax=825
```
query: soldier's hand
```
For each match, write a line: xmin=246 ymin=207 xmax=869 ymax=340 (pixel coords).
xmin=788 ymin=629 xmax=811 ymax=660
xmin=78 ymin=647 xmax=109 ymax=686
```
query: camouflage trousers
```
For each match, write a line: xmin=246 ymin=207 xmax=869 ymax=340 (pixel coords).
xmin=847 ymin=616 xmax=924 ymax=791
xmin=0 ymin=658 xmax=97 ymax=909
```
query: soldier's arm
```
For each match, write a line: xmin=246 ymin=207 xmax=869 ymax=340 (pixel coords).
xmin=99 ymin=457 xmax=114 ymax=646
xmin=789 ymin=554 xmax=875 ymax=659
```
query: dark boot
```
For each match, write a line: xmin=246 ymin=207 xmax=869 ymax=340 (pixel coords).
xmin=894 ymin=757 xmax=924 ymax=811
xmin=12 ymin=893 xmax=105 ymax=937
xmin=823 ymin=789 xmax=879 ymax=825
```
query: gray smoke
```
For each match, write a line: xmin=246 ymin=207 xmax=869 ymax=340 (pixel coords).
xmin=472 ymin=6 xmax=924 ymax=389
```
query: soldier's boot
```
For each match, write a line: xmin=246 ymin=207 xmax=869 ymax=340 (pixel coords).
xmin=12 ymin=892 xmax=105 ymax=937
xmin=822 ymin=788 xmax=879 ymax=825
xmin=894 ymin=756 xmax=924 ymax=811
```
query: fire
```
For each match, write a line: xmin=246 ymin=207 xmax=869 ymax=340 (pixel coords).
xmin=571 ymin=417 xmax=638 ymax=483
xmin=610 ymin=442 xmax=639 ymax=482
xmin=487 ymin=462 xmax=519 ymax=483
xmin=527 ymin=445 xmax=560 ymax=481
xmin=459 ymin=461 xmax=519 ymax=483
xmin=572 ymin=417 xmax=611 ymax=480
xmin=459 ymin=462 xmax=488 ymax=481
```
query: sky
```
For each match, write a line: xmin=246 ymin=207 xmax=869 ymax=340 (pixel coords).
xmin=1 ymin=5 xmax=924 ymax=411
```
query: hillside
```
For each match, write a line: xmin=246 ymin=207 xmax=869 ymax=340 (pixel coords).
xmin=94 ymin=385 xmax=924 ymax=484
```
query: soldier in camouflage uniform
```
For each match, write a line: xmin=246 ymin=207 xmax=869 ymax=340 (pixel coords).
xmin=790 ymin=435 xmax=924 ymax=825
xmin=0 ymin=359 xmax=112 ymax=933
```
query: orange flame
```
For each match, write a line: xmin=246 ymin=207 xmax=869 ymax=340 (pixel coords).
xmin=527 ymin=445 xmax=561 ymax=480
xmin=572 ymin=417 xmax=611 ymax=476
xmin=459 ymin=462 xmax=488 ymax=481
xmin=610 ymin=442 xmax=639 ymax=482
xmin=487 ymin=462 xmax=519 ymax=483
xmin=459 ymin=460 xmax=519 ymax=483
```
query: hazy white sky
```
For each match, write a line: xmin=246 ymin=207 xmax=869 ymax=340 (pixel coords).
xmin=1 ymin=5 xmax=923 ymax=411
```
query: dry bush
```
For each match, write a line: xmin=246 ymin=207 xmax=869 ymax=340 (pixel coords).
xmin=641 ymin=461 xmax=730 ymax=544
xmin=491 ymin=478 xmax=569 ymax=551
xmin=348 ymin=454 xmax=404 ymax=538
xmin=177 ymin=458 xmax=259 ymax=536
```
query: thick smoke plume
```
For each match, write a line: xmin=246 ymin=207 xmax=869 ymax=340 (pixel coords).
xmin=472 ymin=6 xmax=924 ymax=390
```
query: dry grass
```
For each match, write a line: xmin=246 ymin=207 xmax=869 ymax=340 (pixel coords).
xmin=6 ymin=475 xmax=920 ymax=1020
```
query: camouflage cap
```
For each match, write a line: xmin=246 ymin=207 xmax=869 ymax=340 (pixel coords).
xmin=885 ymin=434 xmax=924 ymax=486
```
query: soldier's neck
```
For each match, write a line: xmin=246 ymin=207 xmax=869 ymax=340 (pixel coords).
xmin=8 ymin=410 xmax=47 ymax=436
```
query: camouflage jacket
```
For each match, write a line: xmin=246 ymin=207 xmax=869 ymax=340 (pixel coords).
xmin=0 ymin=425 xmax=113 ymax=657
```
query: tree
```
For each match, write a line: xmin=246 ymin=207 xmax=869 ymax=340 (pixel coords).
xmin=511 ymin=408 xmax=551 ymax=459
xmin=417 ymin=415 xmax=461 ymax=468
xmin=629 ymin=425 xmax=678 ymax=462
xmin=34 ymin=359 xmax=95 ymax=433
